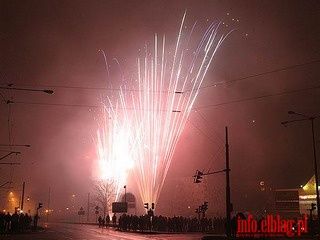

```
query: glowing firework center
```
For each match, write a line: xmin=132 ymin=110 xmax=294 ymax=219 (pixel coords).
xmin=97 ymin=13 xmax=229 ymax=208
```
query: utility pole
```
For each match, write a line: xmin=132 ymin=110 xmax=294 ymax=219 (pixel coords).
xmin=193 ymin=126 xmax=232 ymax=237
xmin=87 ymin=193 xmax=90 ymax=222
xmin=21 ymin=181 xmax=25 ymax=212
xmin=225 ymin=126 xmax=231 ymax=237
xmin=282 ymin=111 xmax=320 ymax=232
xmin=47 ymin=187 xmax=51 ymax=221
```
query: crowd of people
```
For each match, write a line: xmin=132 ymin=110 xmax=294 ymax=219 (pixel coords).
xmin=0 ymin=211 xmax=33 ymax=233
xmin=98 ymin=213 xmax=226 ymax=233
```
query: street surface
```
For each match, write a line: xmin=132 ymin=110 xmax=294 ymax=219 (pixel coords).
xmin=0 ymin=222 xmax=209 ymax=240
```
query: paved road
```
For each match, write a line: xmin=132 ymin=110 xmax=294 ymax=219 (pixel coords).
xmin=0 ymin=222 xmax=210 ymax=240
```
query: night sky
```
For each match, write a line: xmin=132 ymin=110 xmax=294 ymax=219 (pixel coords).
xmin=1 ymin=0 xmax=320 ymax=215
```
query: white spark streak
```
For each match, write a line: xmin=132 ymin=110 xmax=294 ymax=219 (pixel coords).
xmin=97 ymin=12 xmax=229 ymax=207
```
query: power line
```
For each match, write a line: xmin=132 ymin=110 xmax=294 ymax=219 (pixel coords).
xmin=13 ymin=101 xmax=103 ymax=109
xmin=193 ymin=85 xmax=320 ymax=110
xmin=186 ymin=118 xmax=225 ymax=174
xmin=7 ymin=85 xmax=320 ymax=110
xmin=2 ymin=83 xmax=169 ymax=93
xmin=10 ymin=84 xmax=320 ymax=109
xmin=3 ymin=60 xmax=320 ymax=93
xmin=195 ymin=110 xmax=224 ymax=142
xmin=187 ymin=118 xmax=223 ymax=146
xmin=198 ymin=59 xmax=320 ymax=91
xmin=12 ymin=101 xmax=180 ymax=112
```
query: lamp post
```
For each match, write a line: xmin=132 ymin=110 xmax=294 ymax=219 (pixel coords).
xmin=282 ymin=111 xmax=320 ymax=232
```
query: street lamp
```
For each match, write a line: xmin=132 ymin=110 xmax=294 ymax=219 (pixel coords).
xmin=0 ymin=144 xmax=31 ymax=148
xmin=282 ymin=111 xmax=320 ymax=232
xmin=0 ymin=86 xmax=54 ymax=94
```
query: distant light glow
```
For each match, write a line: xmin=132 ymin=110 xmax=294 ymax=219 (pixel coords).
xmin=299 ymin=195 xmax=317 ymax=200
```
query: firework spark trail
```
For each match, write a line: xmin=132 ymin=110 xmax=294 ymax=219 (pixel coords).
xmin=96 ymin=106 xmax=134 ymax=201
xmin=98 ymin=12 xmax=229 ymax=208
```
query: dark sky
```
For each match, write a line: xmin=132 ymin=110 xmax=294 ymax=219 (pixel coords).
xmin=1 ymin=0 xmax=320 ymax=214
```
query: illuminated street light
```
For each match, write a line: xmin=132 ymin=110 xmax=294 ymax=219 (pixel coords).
xmin=282 ymin=111 xmax=320 ymax=232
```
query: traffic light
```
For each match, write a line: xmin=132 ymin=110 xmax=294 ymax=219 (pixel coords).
xmin=151 ymin=203 xmax=155 ymax=210
xmin=144 ymin=203 xmax=149 ymax=209
xmin=193 ymin=170 xmax=203 ymax=183
xmin=311 ymin=203 xmax=316 ymax=211
xmin=38 ymin=203 xmax=43 ymax=209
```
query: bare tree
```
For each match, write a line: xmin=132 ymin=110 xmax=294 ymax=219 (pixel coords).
xmin=93 ymin=180 xmax=115 ymax=219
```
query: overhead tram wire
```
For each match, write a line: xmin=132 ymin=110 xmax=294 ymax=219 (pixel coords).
xmin=186 ymin=59 xmax=320 ymax=93
xmin=12 ymin=101 xmax=183 ymax=112
xmin=189 ymin=111 xmax=226 ymax=172
xmin=3 ymin=84 xmax=171 ymax=94
xmin=11 ymin=84 xmax=320 ymax=110
xmin=193 ymin=84 xmax=320 ymax=110
xmin=195 ymin=110 xmax=224 ymax=143
xmin=5 ymin=59 xmax=320 ymax=93
xmin=186 ymin=118 xmax=224 ymax=147
xmin=5 ymin=60 xmax=320 ymax=110
xmin=186 ymin=118 xmax=225 ymax=172
xmin=12 ymin=101 xmax=104 ymax=109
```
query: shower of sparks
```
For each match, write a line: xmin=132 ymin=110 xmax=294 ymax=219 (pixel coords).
xmin=98 ymin=12 xmax=230 ymax=207
xmin=96 ymin=109 xmax=134 ymax=201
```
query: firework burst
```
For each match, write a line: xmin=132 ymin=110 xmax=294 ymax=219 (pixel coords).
xmin=96 ymin=108 xmax=134 ymax=201
xmin=97 ymin=12 xmax=230 ymax=208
